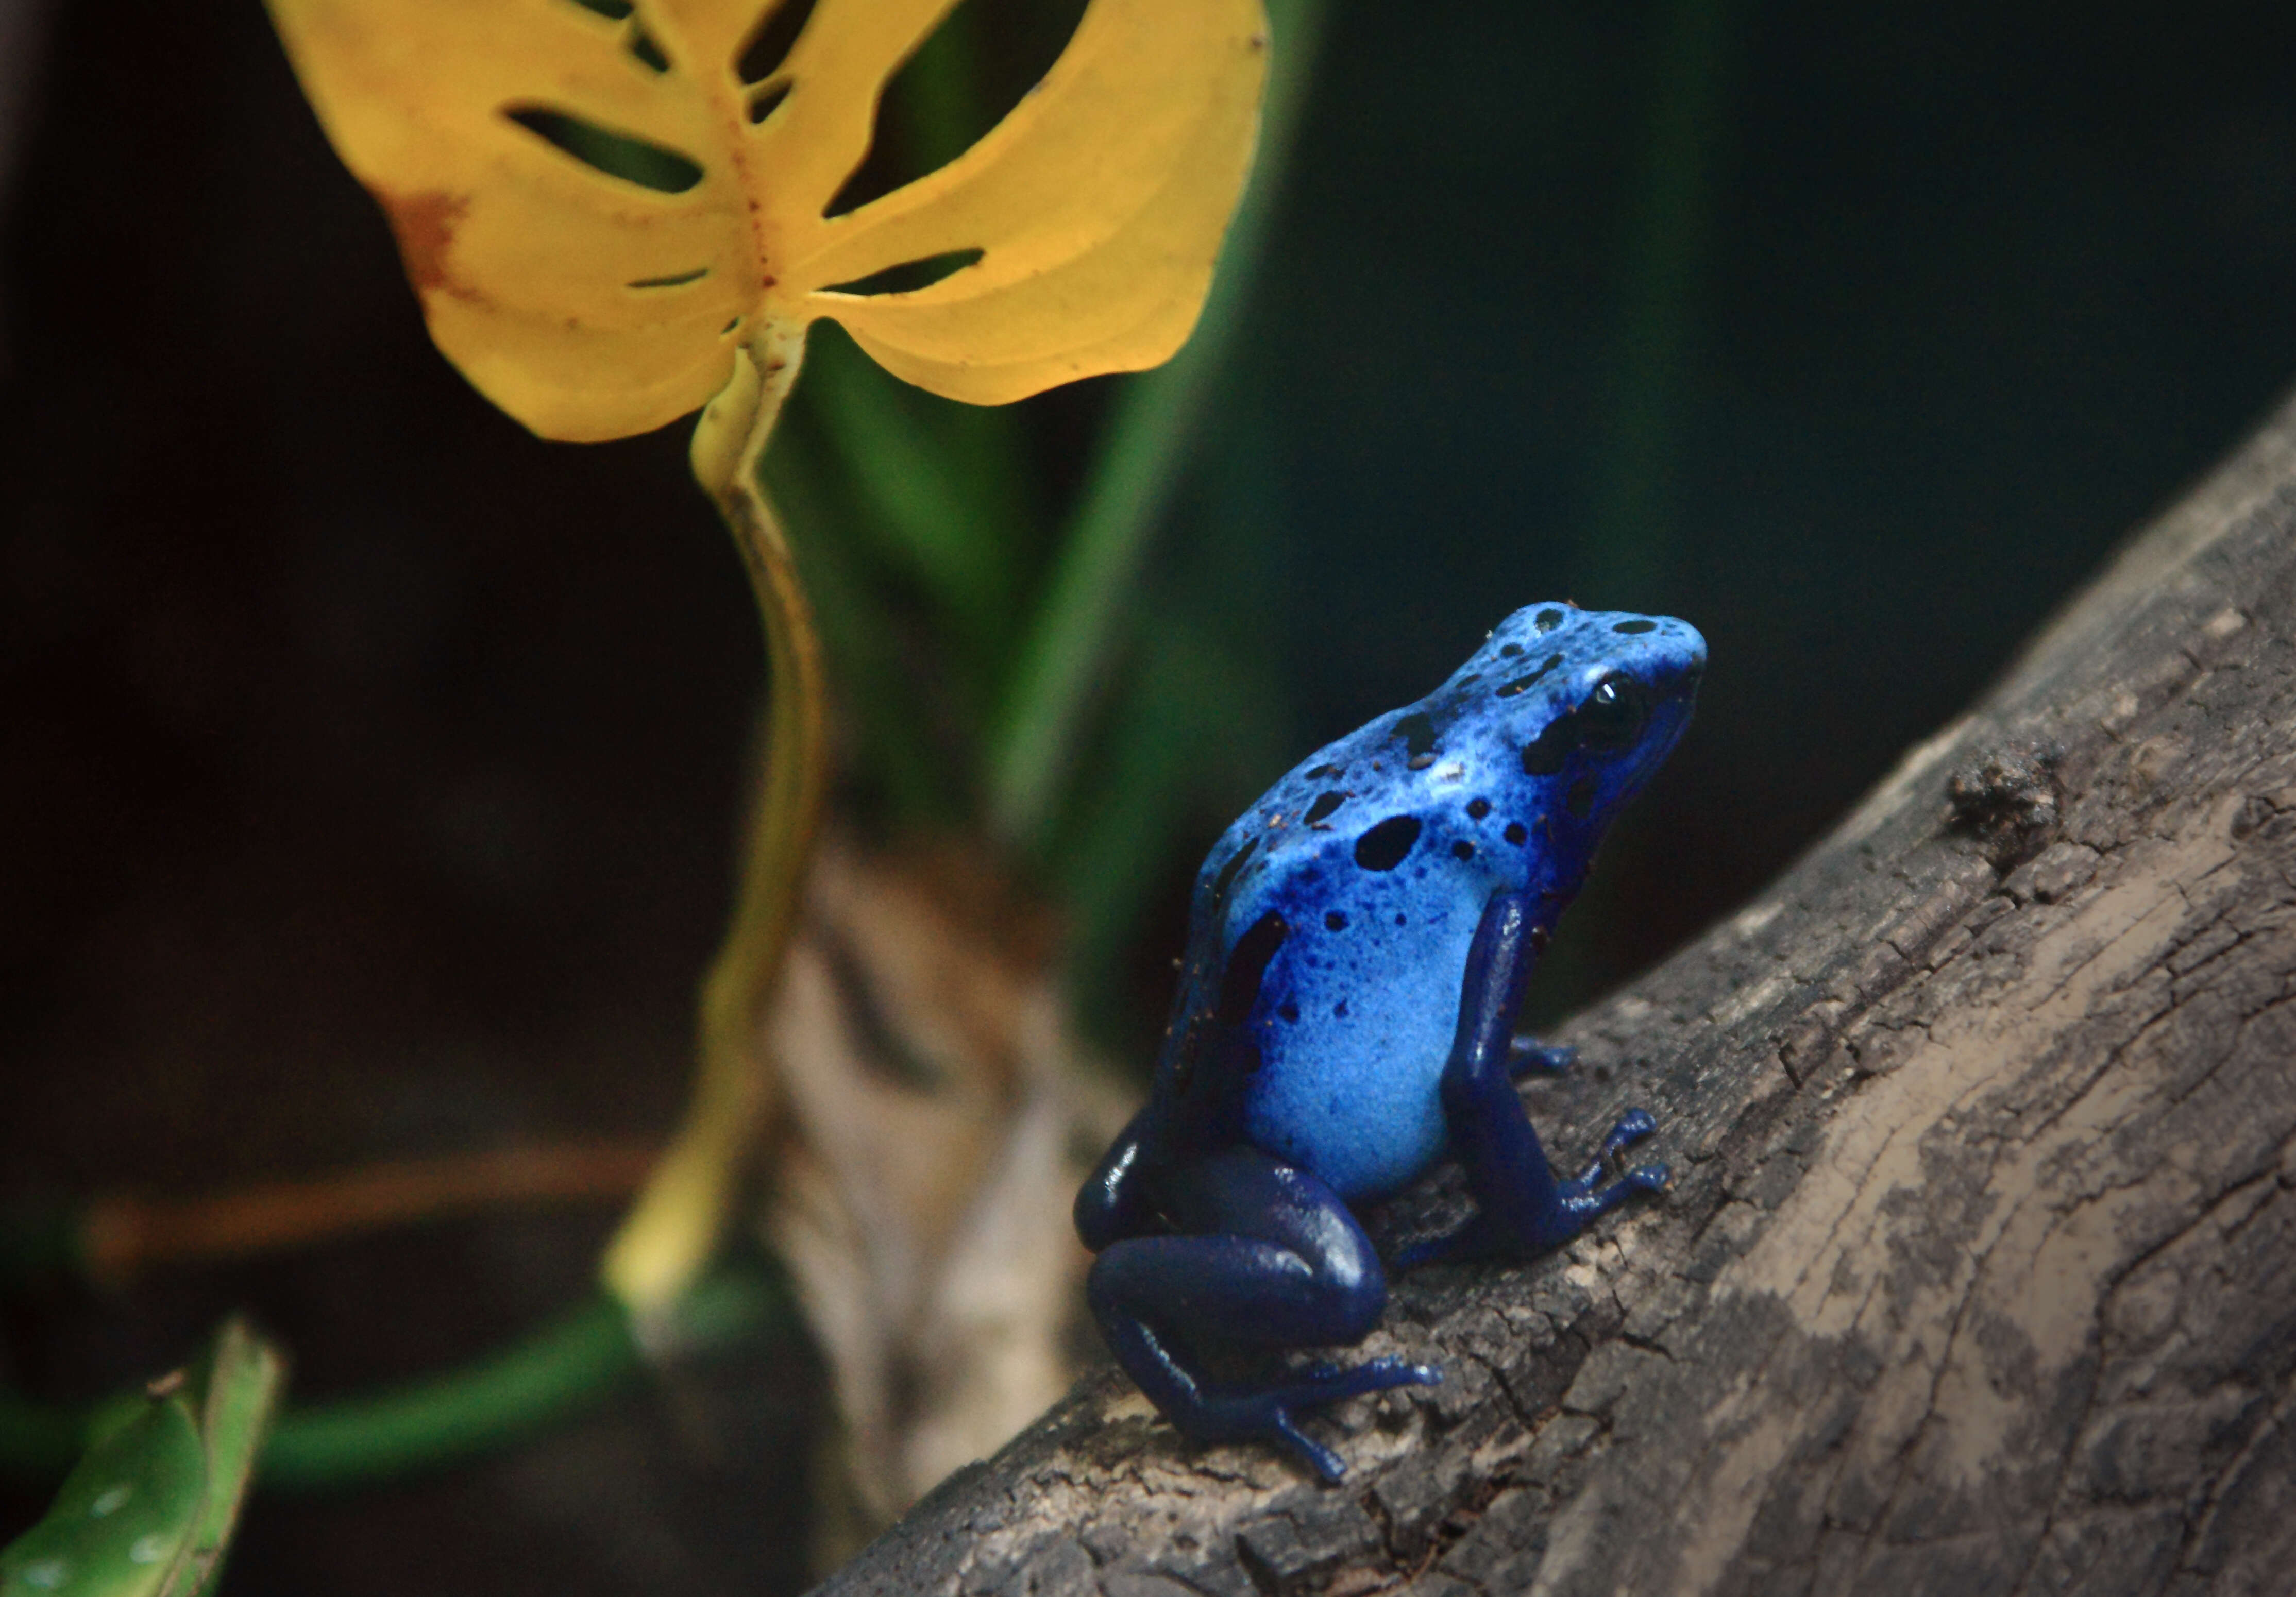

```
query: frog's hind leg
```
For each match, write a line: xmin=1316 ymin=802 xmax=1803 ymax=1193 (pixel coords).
xmin=1085 ymin=1146 xmax=1439 ymax=1481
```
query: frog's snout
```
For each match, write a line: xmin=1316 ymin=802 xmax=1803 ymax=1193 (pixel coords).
xmin=1652 ymin=619 xmax=1707 ymax=696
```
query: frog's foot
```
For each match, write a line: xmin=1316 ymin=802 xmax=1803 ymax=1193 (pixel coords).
xmin=1395 ymin=1110 xmax=1669 ymax=1270
xmin=1193 ymin=1358 xmax=1441 ymax=1481
xmin=1560 ymin=1108 xmax=1661 ymax=1194
xmin=1556 ymin=1109 xmax=1669 ymax=1221
xmin=1507 ymin=1038 xmax=1578 ymax=1078
xmin=1392 ymin=1179 xmax=1558 ymax=1270
xmin=1392 ymin=1214 xmax=1507 ymax=1271
xmin=1086 ymin=1147 xmax=1425 ymax=1481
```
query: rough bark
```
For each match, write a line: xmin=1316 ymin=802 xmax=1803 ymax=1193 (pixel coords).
xmin=813 ymin=390 xmax=2296 ymax=1597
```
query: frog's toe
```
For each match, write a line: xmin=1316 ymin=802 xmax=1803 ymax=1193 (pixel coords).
xmin=1391 ymin=1233 xmax=1443 ymax=1271
xmin=1604 ymin=1107 xmax=1658 ymax=1152
xmin=1560 ymin=1158 xmax=1672 ymax=1215
xmin=1508 ymin=1039 xmax=1579 ymax=1078
xmin=1623 ymin=1159 xmax=1670 ymax=1193
xmin=1270 ymin=1356 xmax=1440 ymax=1407
xmin=1392 ymin=1219 xmax=1486 ymax=1270
xmin=1265 ymin=1413 xmax=1347 ymax=1483
xmin=1559 ymin=1111 xmax=1660 ymax=1195
xmin=1219 ymin=1361 xmax=1439 ymax=1481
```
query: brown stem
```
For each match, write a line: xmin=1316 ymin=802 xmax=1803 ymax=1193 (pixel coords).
xmin=81 ymin=1142 xmax=660 ymax=1287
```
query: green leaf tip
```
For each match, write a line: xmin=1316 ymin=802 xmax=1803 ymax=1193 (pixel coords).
xmin=0 ymin=1318 xmax=285 ymax=1597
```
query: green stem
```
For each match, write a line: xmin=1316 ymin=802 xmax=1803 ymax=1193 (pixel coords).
xmin=0 ymin=1270 xmax=788 ymax=1492
xmin=259 ymin=1294 xmax=637 ymax=1489
xmin=984 ymin=0 xmax=1328 ymax=850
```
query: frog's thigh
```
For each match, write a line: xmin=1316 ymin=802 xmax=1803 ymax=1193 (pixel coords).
xmin=1075 ymin=1103 xmax=1163 ymax=1251
xmin=1091 ymin=1147 xmax=1386 ymax=1351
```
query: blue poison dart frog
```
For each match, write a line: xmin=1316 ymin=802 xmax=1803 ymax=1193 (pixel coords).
xmin=1075 ymin=603 xmax=1704 ymax=1481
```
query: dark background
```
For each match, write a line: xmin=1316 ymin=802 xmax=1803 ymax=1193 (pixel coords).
xmin=3 ymin=0 xmax=2294 ymax=1591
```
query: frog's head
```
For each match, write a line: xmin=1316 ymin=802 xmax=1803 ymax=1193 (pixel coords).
xmin=1194 ymin=602 xmax=1703 ymax=958
xmin=1479 ymin=602 xmax=1704 ymax=843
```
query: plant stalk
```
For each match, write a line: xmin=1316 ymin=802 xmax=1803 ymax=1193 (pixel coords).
xmin=601 ymin=321 xmax=826 ymax=1326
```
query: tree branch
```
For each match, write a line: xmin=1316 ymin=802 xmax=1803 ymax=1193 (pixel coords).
xmin=816 ymin=386 xmax=2296 ymax=1597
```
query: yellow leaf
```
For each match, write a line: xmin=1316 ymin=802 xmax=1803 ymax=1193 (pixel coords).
xmin=266 ymin=0 xmax=1270 ymax=439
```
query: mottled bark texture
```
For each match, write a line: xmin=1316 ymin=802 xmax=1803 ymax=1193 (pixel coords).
xmin=814 ymin=392 xmax=2296 ymax=1597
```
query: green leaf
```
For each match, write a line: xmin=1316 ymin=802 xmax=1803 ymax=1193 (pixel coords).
xmin=0 ymin=1321 xmax=283 ymax=1597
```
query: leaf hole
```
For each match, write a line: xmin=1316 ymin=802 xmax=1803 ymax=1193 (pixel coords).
xmin=626 ymin=26 xmax=670 ymax=73
xmin=503 ymin=106 xmax=703 ymax=193
xmin=822 ymin=0 xmax=1089 ymax=219
xmin=738 ymin=0 xmax=820 ymax=84
xmin=819 ymin=248 xmax=985 ymax=297
xmin=749 ymin=79 xmax=792 ymax=124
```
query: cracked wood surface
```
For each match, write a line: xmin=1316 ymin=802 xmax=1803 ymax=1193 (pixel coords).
xmin=812 ymin=390 xmax=2296 ymax=1597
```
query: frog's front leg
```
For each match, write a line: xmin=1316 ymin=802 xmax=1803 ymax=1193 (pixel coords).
xmin=1084 ymin=1146 xmax=1440 ymax=1481
xmin=1398 ymin=891 xmax=1668 ymax=1269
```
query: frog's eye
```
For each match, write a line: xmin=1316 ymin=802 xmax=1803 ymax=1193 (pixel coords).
xmin=1518 ymin=672 xmax=1651 ymax=775
xmin=1578 ymin=673 xmax=1648 ymax=752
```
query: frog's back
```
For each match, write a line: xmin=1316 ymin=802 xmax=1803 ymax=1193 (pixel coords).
xmin=1237 ymin=851 xmax=1479 ymax=1198
xmin=1155 ymin=603 xmax=1706 ymax=1201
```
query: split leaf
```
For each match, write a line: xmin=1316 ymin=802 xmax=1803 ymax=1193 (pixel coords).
xmin=266 ymin=0 xmax=1270 ymax=441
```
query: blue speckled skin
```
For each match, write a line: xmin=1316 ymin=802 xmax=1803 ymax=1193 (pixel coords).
xmin=1075 ymin=604 xmax=1705 ymax=1480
